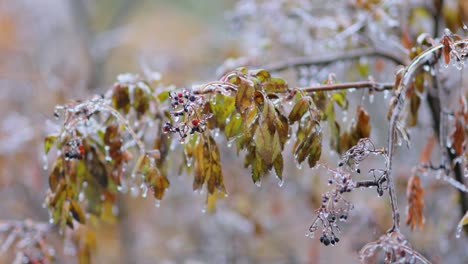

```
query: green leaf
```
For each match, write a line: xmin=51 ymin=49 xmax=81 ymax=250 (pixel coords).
xmin=44 ymin=134 xmax=58 ymax=155
xmin=211 ymin=93 xmax=235 ymax=128
xmin=459 ymin=210 xmax=468 ymax=227
xmin=288 ymin=97 xmax=310 ymax=124
xmin=331 ymin=91 xmax=348 ymax=109
xmin=70 ymin=200 xmax=86 ymax=224
xmin=273 ymin=154 xmax=284 ymax=181
xmin=250 ymin=69 xmax=271 ymax=82
xmin=251 ymin=151 xmax=267 ymax=184
xmin=225 ymin=114 xmax=242 ymax=140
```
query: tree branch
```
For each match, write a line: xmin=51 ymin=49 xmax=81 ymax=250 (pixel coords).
xmin=385 ymin=38 xmax=468 ymax=233
xmin=298 ymin=81 xmax=394 ymax=93
xmin=264 ymin=47 xmax=407 ymax=72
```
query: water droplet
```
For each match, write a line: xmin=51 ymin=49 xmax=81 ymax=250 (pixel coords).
xmin=455 ymin=224 xmax=463 ymax=238
xmin=155 ymin=200 xmax=161 ymax=208
xmin=255 ymin=181 xmax=262 ymax=187
xmin=296 ymin=162 xmax=302 ymax=170
xmin=277 ymin=179 xmax=284 ymax=187
xmin=369 ymin=94 xmax=374 ymax=103
xmin=141 ymin=185 xmax=148 ymax=198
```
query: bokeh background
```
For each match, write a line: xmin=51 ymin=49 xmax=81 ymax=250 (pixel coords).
xmin=1 ymin=0 xmax=467 ymax=263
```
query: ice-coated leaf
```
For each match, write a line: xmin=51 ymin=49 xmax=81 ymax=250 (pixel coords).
xmin=331 ymin=91 xmax=348 ymax=109
xmin=133 ymin=87 xmax=150 ymax=119
xmin=273 ymin=154 xmax=284 ymax=181
xmin=235 ymin=81 xmax=255 ymax=113
xmin=262 ymin=99 xmax=277 ymax=134
xmin=254 ymin=122 xmax=281 ymax=166
xmin=211 ymin=93 xmax=235 ymax=129
xmin=44 ymin=134 xmax=58 ymax=155
xmin=459 ymin=210 xmax=468 ymax=227
xmin=112 ymin=84 xmax=131 ymax=114
xmin=251 ymin=151 xmax=267 ymax=184
xmin=263 ymin=77 xmax=288 ymax=93
xmin=225 ymin=113 xmax=242 ymax=140
xmin=288 ymin=97 xmax=310 ymax=124
xmin=70 ymin=200 xmax=86 ymax=224
xmin=250 ymin=69 xmax=271 ymax=82
xmin=275 ymin=109 xmax=289 ymax=146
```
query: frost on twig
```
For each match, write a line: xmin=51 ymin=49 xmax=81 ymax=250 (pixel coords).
xmin=359 ymin=231 xmax=430 ymax=264
xmin=0 ymin=220 xmax=54 ymax=263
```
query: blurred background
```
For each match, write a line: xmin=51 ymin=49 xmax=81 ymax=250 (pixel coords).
xmin=0 ymin=0 xmax=467 ymax=263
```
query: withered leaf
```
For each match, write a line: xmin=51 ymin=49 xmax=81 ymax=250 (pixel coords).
xmin=451 ymin=118 xmax=465 ymax=156
xmin=112 ymin=84 xmax=131 ymax=114
xmin=133 ymin=87 xmax=150 ymax=119
xmin=406 ymin=175 xmax=425 ymax=230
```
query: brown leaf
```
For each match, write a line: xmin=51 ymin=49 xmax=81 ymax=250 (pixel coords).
xmin=406 ymin=175 xmax=425 ymax=230
xmin=441 ymin=35 xmax=452 ymax=64
xmin=451 ymin=117 xmax=465 ymax=156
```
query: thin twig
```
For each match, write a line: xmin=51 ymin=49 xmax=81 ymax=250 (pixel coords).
xmin=264 ymin=47 xmax=407 ymax=72
xmin=298 ymin=81 xmax=394 ymax=93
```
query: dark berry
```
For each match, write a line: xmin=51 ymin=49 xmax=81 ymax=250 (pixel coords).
xmin=334 ymin=237 xmax=340 ymax=243
xmin=356 ymin=168 xmax=361 ymax=174
xmin=175 ymin=127 xmax=180 ymax=132
xmin=328 ymin=180 xmax=333 ymax=184
xmin=189 ymin=96 xmax=196 ymax=102
xmin=330 ymin=239 xmax=335 ymax=245
xmin=338 ymin=162 xmax=343 ymax=167
xmin=320 ymin=236 xmax=324 ymax=243
xmin=323 ymin=237 xmax=330 ymax=246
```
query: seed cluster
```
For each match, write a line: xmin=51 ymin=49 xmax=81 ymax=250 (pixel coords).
xmin=64 ymin=138 xmax=85 ymax=160
xmin=162 ymin=89 xmax=211 ymax=141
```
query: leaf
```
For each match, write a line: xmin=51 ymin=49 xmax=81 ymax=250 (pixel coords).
xmin=235 ymin=81 xmax=255 ymax=113
xmin=273 ymin=154 xmax=284 ymax=181
xmin=295 ymin=128 xmax=321 ymax=167
xmin=459 ymin=210 xmax=468 ymax=227
xmin=307 ymin=131 xmax=322 ymax=168
xmin=225 ymin=114 xmax=242 ymax=140
xmin=112 ymin=84 xmax=131 ymax=114
xmin=254 ymin=122 xmax=275 ymax=165
xmin=263 ymin=77 xmax=288 ymax=93
xmin=288 ymin=97 xmax=310 ymax=124
xmin=44 ymin=134 xmax=58 ymax=155
xmin=331 ymin=91 xmax=348 ymax=109
xmin=451 ymin=117 xmax=465 ymax=156
xmin=133 ymin=87 xmax=150 ymax=119
xmin=70 ymin=200 xmax=86 ymax=224
xmin=275 ymin=109 xmax=289 ymax=146
xmin=262 ymin=99 xmax=277 ymax=134
xmin=250 ymin=69 xmax=271 ymax=82
xmin=49 ymin=159 xmax=64 ymax=191
xmin=251 ymin=151 xmax=267 ymax=183
xmin=406 ymin=175 xmax=425 ymax=230
xmin=441 ymin=35 xmax=452 ymax=64
xmin=356 ymin=106 xmax=371 ymax=138
xmin=210 ymin=93 xmax=235 ymax=129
